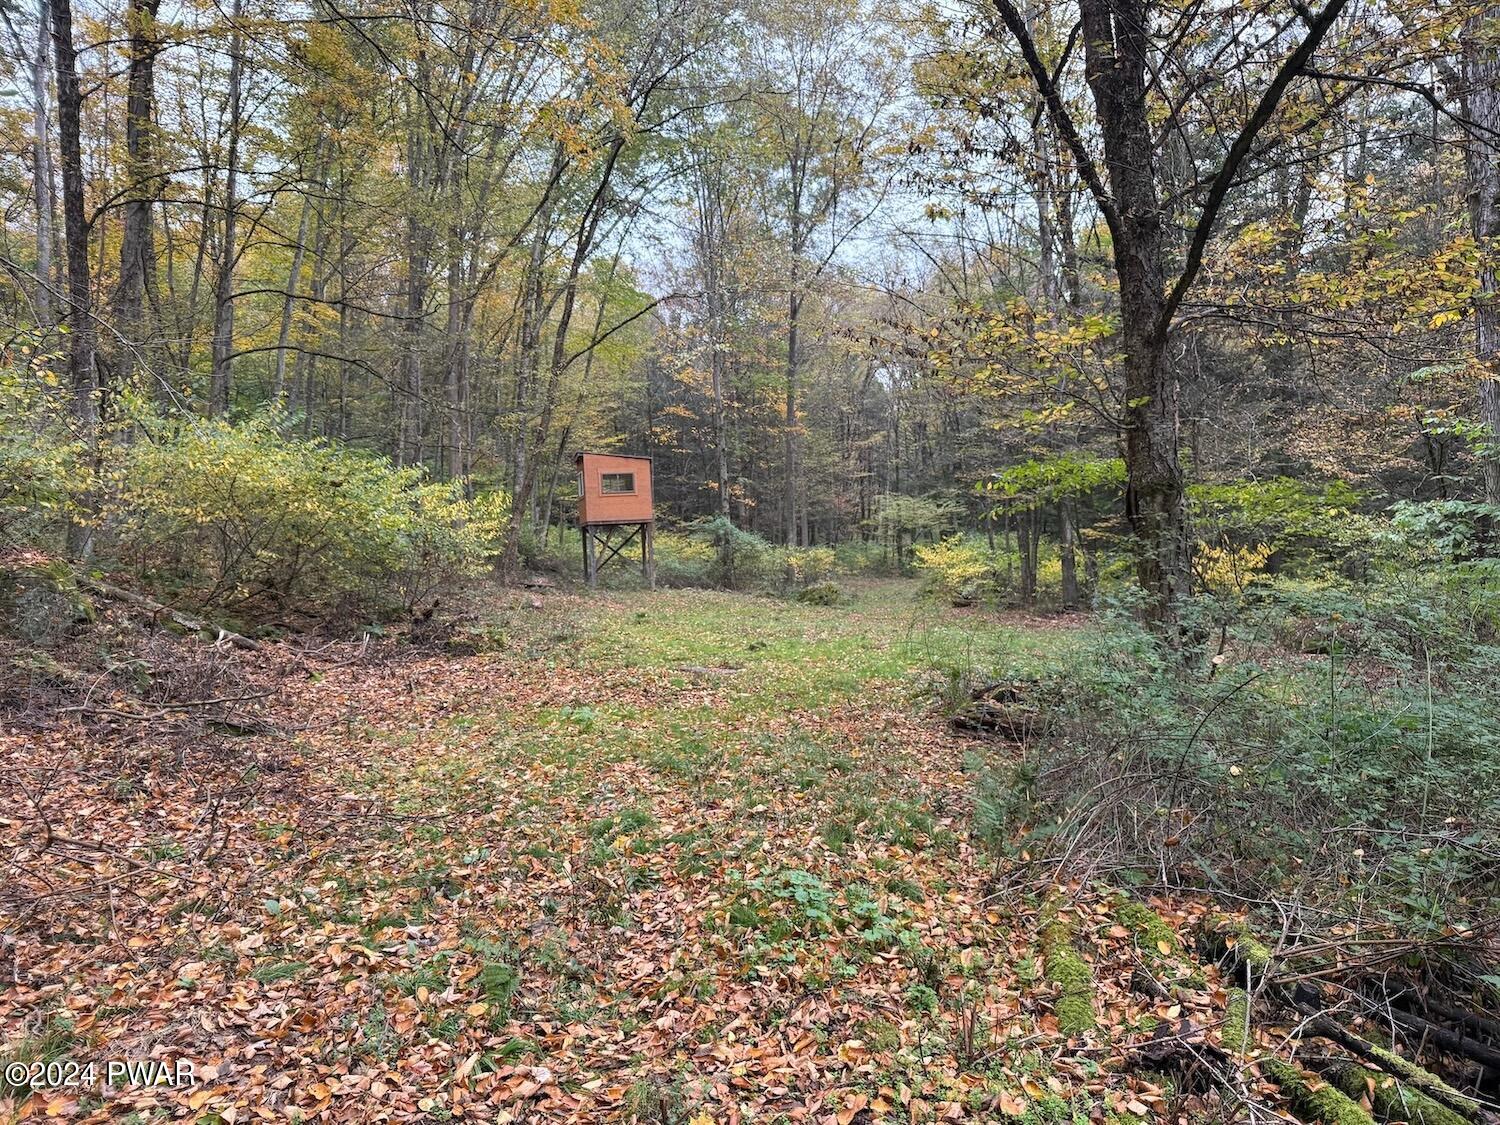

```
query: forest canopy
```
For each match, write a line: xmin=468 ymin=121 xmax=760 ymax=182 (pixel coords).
xmin=1 ymin=0 xmax=1496 ymax=621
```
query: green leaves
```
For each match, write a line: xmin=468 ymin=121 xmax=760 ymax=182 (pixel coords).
xmin=112 ymin=412 xmax=507 ymax=617
xmin=979 ymin=454 xmax=1126 ymax=504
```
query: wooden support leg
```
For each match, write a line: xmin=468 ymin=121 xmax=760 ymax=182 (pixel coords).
xmin=644 ymin=523 xmax=655 ymax=589
xmin=584 ymin=525 xmax=598 ymax=588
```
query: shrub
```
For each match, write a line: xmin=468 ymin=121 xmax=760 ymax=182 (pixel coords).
xmin=784 ymin=546 xmax=837 ymax=586
xmin=796 ymin=580 xmax=846 ymax=606
xmin=960 ymin=577 xmax=1500 ymax=940
xmin=689 ymin=516 xmax=777 ymax=589
xmin=653 ymin=530 xmax=718 ymax=587
xmin=913 ymin=535 xmax=997 ymax=605
xmin=0 ymin=348 xmax=91 ymax=552
xmin=113 ymin=416 xmax=498 ymax=619
xmin=834 ymin=540 xmax=903 ymax=576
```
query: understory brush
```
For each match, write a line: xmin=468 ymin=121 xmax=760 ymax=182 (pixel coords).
xmin=913 ymin=533 xmax=1119 ymax=609
xmin=963 ymin=570 xmax=1500 ymax=944
xmin=115 ymin=416 xmax=507 ymax=620
xmin=2 ymin=378 xmax=509 ymax=634
xmin=642 ymin=517 xmax=845 ymax=599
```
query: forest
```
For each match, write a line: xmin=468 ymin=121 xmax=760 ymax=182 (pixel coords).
xmin=2 ymin=0 xmax=1499 ymax=1120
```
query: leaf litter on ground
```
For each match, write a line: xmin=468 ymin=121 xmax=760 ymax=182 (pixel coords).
xmin=2 ymin=581 xmax=1230 ymax=1123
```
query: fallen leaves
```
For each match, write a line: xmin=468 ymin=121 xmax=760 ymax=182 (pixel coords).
xmin=1 ymin=587 xmax=1231 ymax=1122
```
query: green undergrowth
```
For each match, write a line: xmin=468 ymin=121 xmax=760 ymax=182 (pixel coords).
xmin=959 ymin=573 xmax=1500 ymax=941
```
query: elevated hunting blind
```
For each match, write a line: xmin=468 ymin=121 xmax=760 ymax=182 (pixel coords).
xmin=574 ymin=452 xmax=654 ymax=588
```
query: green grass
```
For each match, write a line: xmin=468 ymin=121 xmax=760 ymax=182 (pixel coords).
xmin=251 ymin=960 xmax=309 ymax=985
xmin=578 ymin=580 xmax=1045 ymax=712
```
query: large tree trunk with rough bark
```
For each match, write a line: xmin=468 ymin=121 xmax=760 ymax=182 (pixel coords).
xmin=991 ymin=0 xmax=1347 ymax=630
xmin=50 ymin=0 xmax=97 ymax=556
xmin=1079 ymin=0 xmax=1190 ymax=626
xmin=49 ymin=0 xmax=95 ymax=434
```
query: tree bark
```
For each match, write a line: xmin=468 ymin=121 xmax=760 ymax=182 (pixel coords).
xmin=990 ymin=0 xmax=1347 ymax=629
xmin=50 ymin=0 xmax=97 ymax=556
xmin=1076 ymin=0 xmax=1189 ymax=626
xmin=1464 ymin=9 xmax=1500 ymax=506
xmin=112 ymin=0 xmax=163 ymax=391
xmin=274 ymin=142 xmax=324 ymax=404
xmin=1059 ymin=500 xmax=1079 ymax=607
xmin=398 ymin=98 xmax=433 ymax=467
xmin=49 ymin=0 xmax=95 ymax=436
xmin=1017 ymin=508 xmax=1037 ymax=604
xmin=694 ymin=156 xmax=733 ymax=519
xmin=32 ymin=0 xmax=55 ymax=326
xmin=502 ymin=218 xmax=550 ymax=573
xmin=504 ymin=139 xmax=624 ymax=575
xmin=209 ymin=0 xmax=245 ymax=417
xmin=785 ymin=284 xmax=802 ymax=546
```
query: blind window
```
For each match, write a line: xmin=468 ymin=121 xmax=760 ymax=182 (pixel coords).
xmin=600 ymin=472 xmax=635 ymax=495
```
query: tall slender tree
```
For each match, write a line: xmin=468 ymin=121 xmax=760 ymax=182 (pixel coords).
xmin=113 ymin=0 xmax=164 ymax=390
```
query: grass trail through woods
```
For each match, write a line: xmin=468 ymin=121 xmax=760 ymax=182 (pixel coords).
xmin=3 ymin=581 xmax=1218 ymax=1123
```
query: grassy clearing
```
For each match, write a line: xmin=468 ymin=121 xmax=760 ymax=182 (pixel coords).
xmin=2 ymin=581 xmax=1199 ymax=1122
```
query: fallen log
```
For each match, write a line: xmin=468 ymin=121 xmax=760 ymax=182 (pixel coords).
xmin=82 ymin=578 xmax=260 ymax=651
xmin=1382 ymin=1005 xmax=1500 ymax=1074
xmin=1323 ymin=1060 xmax=1471 ymax=1125
xmin=1040 ymin=897 xmax=1097 ymax=1036
xmin=1263 ymin=1058 xmax=1377 ymax=1125
xmin=1198 ymin=915 xmax=1485 ymax=1122
xmin=951 ymin=680 xmax=1048 ymax=740
xmin=1298 ymin=1014 xmax=1481 ymax=1122
xmin=1406 ymin=997 xmax=1500 ymax=1044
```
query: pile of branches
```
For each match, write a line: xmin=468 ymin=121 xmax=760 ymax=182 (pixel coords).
xmin=1143 ymin=915 xmax=1500 ymax=1124
xmin=950 ymin=678 xmax=1051 ymax=741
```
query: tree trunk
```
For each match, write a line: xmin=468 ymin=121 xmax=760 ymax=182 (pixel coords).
xmin=112 ymin=0 xmax=163 ymax=391
xmin=500 ymin=224 xmax=549 ymax=576
xmin=784 ymin=285 xmax=802 ymax=545
xmin=1080 ymin=0 xmax=1189 ymax=626
xmin=49 ymin=0 xmax=95 ymax=431
xmin=1464 ymin=10 xmax=1500 ymax=507
xmin=274 ymin=141 xmax=324 ymax=404
xmin=711 ymin=320 xmax=730 ymax=518
xmin=444 ymin=238 xmax=467 ymax=483
xmin=1059 ymin=500 xmax=1078 ymax=607
xmin=398 ymin=117 xmax=432 ymax=466
xmin=692 ymin=154 xmax=734 ymax=520
xmin=32 ymin=0 xmax=55 ymax=326
xmin=50 ymin=0 xmax=97 ymax=556
xmin=1017 ymin=509 xmax=1037 ymax=604
xmin=209 ymin=0 xmax=245 ymax=417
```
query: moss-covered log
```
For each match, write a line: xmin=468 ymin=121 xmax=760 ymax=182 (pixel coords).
xmin=1263 ymin=1059 xmax=1377 ymax=1125
xmin=1116 ymin=897 xmax=1180 ymax=958
xmin=1199 ymin=914 xmax=1274 ymax=979
xmin=1323 ymin=1062 xmax=1471 ymax=1125
xmin=1041 ymin=899 xmax=1097 ymax=1036
xmin=1221 ymin=987 xmax=1253 ymax=1055
xmin=1303 ymin=1016 xmax=1482 ymax=1121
